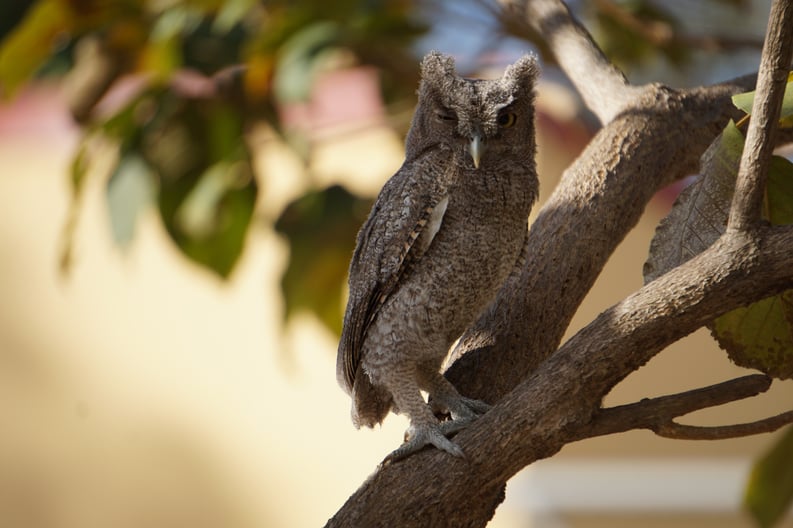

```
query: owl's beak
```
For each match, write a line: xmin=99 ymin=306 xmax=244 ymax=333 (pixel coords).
xmin=469 ymin=133 xmax=485 ymax=169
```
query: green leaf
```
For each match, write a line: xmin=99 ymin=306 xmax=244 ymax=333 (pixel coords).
xmin=767 ymin=155 xmax=793 ymax=225
xmin=106 ymin=153 xmax=155 ymax=248
xmin=732 ymin=74 xmax=793 ymax=125
xmin=275 ymin=185 xmax=370 ymax=335
xmin=712 ymin=292 xmax=793 ymax=379
xmin=745 ymin=427 xmax=793 ymax=528
xmin=273 ymin=21 xmax=340 ymax=103
xmin=147 ymin=95 xmax=257 ymax=278
xmin=0 ymin=0 xmax=73 ymax=96
xmin=711 ymin=155 xmax=793 ymax=379
xmin=175 ymin=160 xmax=246 ymax=239
xmin=643 ymin=120 xmax=743 ymax=282
xmin=214 ymin=0 xmax=256 ymax=33
xmin=644 ymin=120 xmax=793 ymax=379
xmin=165 ymin=164 xmax=257 ymax=278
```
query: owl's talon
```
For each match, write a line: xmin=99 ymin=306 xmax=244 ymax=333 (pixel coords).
xmin=384 ymin=423 xmax=465 ymax=463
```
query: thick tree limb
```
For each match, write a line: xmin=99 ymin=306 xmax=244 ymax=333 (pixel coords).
xmin=729 ymin=0 xmax=793 ymax=231
xmin=327 ymin=226 xmax=793 ymax=528
xmin=499 ymin=0 xmax=641 ymax=123
xmin=584 ymin=374 xmax=781 ymax=438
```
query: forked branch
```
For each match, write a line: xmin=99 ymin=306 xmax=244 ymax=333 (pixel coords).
xmin=655 ymin=413 xmax=793 ymax=440
xmin=586 ymin=374 xmax=793 ymax=440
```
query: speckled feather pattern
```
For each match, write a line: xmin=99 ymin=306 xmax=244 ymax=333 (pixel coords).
xmin=337 ymin=52 xmax=539 ymax=436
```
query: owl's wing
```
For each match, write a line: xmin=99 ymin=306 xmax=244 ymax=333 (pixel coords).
xmin=337 ymin=162 xmax=449 ymax=394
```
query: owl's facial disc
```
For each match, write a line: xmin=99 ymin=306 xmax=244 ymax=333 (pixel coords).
xmin=469 ymin=131 xmax=485 ymax=169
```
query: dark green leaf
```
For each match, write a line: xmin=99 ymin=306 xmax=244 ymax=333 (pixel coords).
xmin=166 ymin=164 xmax=257 ymax=278
xmin=643 ymin=120 xmax=743 ymax=283
xmin=767 ymin=155 xmax=793 ymax=225
xmin=711 ymin=156 xmax=793 ymax=379
xmin=745 ymin=427 xmax=793 ymax=528
xmin=644 ymin=121 xmax=793 ymax=379
xmin=145 ymin=94 xmax=258 ymax=278
xmin=275 ymin=185 xmax=370 ymax=335
xmin=712 ymin=292 xmax=793 ymax=379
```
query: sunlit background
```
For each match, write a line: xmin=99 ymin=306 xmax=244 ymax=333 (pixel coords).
xmin=1 ymin=1 xmax=792 ymax=527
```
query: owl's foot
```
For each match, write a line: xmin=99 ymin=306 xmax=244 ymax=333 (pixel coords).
xmin=383 ymin=422 xmax=464 ymax=464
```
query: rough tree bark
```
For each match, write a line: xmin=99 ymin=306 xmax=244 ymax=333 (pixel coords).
xmin=326 ymin=1 xmax=793 ymax=526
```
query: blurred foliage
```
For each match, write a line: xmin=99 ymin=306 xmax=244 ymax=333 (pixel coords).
xmin=584 ymin=0 xmax=757 ymax=71
xmin=275 ymin=185 xmax=371 ymax=334
xmin=745 ymin=426 xmax=793 ymax=528
xmin=0 ymin=0 xmax=425 ymax=286
xmin=592 ymin=0 xmax=689 ymax=67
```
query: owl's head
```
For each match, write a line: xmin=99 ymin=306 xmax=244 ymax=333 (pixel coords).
xmin=407 ymin=51 xmax=539 ymax=170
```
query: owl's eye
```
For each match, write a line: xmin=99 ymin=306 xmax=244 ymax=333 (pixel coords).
xmin=435 ymin=110 xmax=457 ymax=123
xmin=497 ymin=112 xmax=517 ymax=128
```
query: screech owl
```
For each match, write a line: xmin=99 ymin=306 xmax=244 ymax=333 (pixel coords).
xmin=337 ymin=51 xmax=539 ymax=462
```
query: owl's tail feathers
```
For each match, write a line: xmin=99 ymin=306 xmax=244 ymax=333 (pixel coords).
xmin=351 ymin=372 xmax=393 ymax=429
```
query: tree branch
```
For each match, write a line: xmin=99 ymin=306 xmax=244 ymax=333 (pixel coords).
xmin=327 ymin=225 xmax=793 ymax=528
xmin=728 ymin=0 xmax=793 ymax=231
xmin=584 ymin=374 xmax=777 ymax=438
xmin=499 ymin=0 xmax=642 ymax=123
xmin=499 ymin=0 xmax=637 ymax=124
xmin=654 ymin=412 xmax=793 ymax=440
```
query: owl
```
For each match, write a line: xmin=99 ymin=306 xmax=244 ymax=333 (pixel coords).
xmin=337 ymin=51 xmax=539 ymax=462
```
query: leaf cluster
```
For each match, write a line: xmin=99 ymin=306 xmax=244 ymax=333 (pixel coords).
xmin=0 ymin=0 xmax=425 ymax=278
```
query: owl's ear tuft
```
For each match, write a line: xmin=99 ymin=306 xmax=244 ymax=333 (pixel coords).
xmin=502 ymin=54 xmax=539 ymax=91
xmin=420 ymin=51 xmax=457 ymax=87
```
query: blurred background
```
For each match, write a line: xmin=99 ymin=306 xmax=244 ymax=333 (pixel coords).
xmin=1 ymin=0 xmax=792 ymax=526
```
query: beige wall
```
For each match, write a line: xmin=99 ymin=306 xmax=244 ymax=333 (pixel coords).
xmin=0 ymin=83 xmax=790 ymax=528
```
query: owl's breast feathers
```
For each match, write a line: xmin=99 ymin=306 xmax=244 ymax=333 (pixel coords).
xmin=337 ymin=161 xmax=449 ymax=394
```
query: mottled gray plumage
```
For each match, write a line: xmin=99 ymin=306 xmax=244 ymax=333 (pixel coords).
xmin=337 ymin=51 xmax=539 ymax=461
